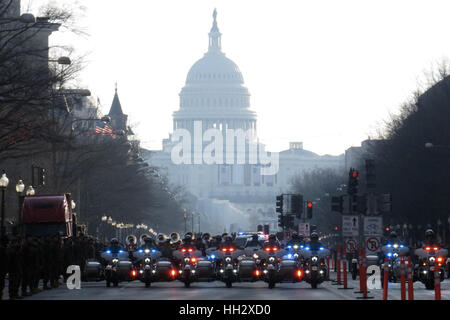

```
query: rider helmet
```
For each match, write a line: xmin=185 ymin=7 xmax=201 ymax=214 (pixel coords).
xmin=310 ymin=232 xmax=319 ymax=242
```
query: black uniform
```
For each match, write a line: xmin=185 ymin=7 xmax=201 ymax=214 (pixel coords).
xmin=7 ymin=237 xmax=23 ymax=299
xmin=0 ymin=236 xmax=9 ymax=300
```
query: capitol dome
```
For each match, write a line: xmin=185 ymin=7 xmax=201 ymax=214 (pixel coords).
xmin=186 ymin=52 xmax=244 ymax=85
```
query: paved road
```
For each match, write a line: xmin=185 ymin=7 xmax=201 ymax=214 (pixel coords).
xmin=16 ymin=272 xmax=450 ymax=300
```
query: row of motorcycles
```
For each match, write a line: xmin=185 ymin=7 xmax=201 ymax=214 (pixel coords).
xmin=84 ymin=232 xmax=331 ymax=289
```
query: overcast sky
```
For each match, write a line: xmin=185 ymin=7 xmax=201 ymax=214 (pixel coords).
xmin=25 ymin=0 xmax=450 ymax=155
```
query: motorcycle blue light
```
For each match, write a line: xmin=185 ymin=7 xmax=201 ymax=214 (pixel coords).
xmin=305 ymin=247 xmax=310 ymax=251
xmin=387 ymin=252 xmax=392 ymax=257
xmin=387 ymin=244 xmax=392 ymax=248
xmin=287 ymin=245 xmax=292 ymax=249
xmin=210 ymin=254 xmax=216 ymax=259
xmin=287 ymin=254 xmax=293 ymax=259
xmin=151 ymin=249 xmax=156 ymax=253
xmin=138 ymin=249 xmax=143 ymax=253
xmin=400 ymin=245 xmax=404 ymax=248
xmin=119 ymin=250 xmax=124 ymax=253
xmin=319 ymin=247 xmax=324 ymax=251
xmin=105 ymin=250 xmax=111 ymax=254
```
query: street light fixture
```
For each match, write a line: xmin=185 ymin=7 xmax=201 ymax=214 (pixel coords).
xmin=16 ymin=180 xmax=25 ymax=226
xmin=0 ymin=172 xmax=9 ymax=238
xmin=71 ymin=200 xmax=76 ymax=210
xmin=26 ymin=186 xmax=35 ymax=196
xmin=15 ymin=180 xmax=25 ymax=193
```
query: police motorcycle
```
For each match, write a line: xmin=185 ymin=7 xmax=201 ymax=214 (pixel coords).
xmin=132 ymin=234 xmax=172 ymax=287
xmin=172 ymin=233 xmax=215 ymax=287
xmin=100 ymin=238 xmax=134 ymax=287
xmin=212 ymin=235 xmax=257 ymax=288
xmin=413 ymin=229 xmax=448 ymax=290
xmin=256 ymin=235 xmax=287 ymax=289
xmin=378 ymin=233 xmax=409 ymax=285
xmin=299 ymin=233 xmax=330 ymax=289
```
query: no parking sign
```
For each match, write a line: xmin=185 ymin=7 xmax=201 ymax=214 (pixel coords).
xmin=345 ymin=238 xmax=357 ymax=253
xmin=365 ymin=237 xmax=381 ymax=253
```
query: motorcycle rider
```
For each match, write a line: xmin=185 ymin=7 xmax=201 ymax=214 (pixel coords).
xmin=265 ymin=234 xmax=281 ymax=248
xmin=422 ymin=229 xmax=438 ymax=246
xmin=140 ymin=237 xmax=157 ymax=250
xmin=307 ymin=232 xmax=323 ymax=251
xmin=108 ymin=238 xmax=124 ymax=252
xmin=246 ymin=234 xmax=261 ymax=248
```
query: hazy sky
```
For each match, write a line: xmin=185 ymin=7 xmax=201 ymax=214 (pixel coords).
xmin=24 ymin=0 xmax=450 ymax=155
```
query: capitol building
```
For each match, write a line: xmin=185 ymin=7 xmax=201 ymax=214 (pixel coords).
xmin=146 ymin=10 xmax=344 ymax=233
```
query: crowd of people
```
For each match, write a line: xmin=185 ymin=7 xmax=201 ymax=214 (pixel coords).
xmin=0 ymin=233 xmax=104 ymax=300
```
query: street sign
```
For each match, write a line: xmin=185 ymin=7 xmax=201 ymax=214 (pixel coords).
xmin=298 ymin=222 xmax=310 ymax=237
xmin=363 ymin=217 xmax=383 ymax=236
xmin=345 ymin=238 xmax=357 ymax=253
xmin=342 ymin=215 xmax=359 ymax=237
xmin=365 ymin=236 xmax=381 ymax=253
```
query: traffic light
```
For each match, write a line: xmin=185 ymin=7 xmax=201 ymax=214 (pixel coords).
xmin=257 ymin=224 xmax=263 ymax=232
xmin=306 ymin=201 xmax=313 ymax=219
xmin=285 ymin=215 xmax=295 ymax=229
xmin=263 ymin=224 xmax=270 ymax=235
xmin=276 ymin=195 xmax=283 ymax=213
xmin=365 ymin=159 xmax=376 ymax=188
xmin=348 ymin=168 xmax=359 ymax=195
xmin=331 ymin=196 xmax=344 ymax=213
xmin=38 ymin=168 xmax=45 ymax=186
xmin=333 ymin=225 xmax=339 ymax=231
xmin=385 ymin=226 xmax=390 ymax=232
xmin=292 ymin=194 xmax=303 ymax=218
xmin=278 ymin=214 xmax=285 ymax=229
xmin=378 ymin=193 xmax=392 ymax=213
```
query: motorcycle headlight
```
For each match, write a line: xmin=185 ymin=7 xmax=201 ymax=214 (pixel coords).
xmin=253 ymin=253 xmax=259 ymax=259
xmin=311 ymin=256 xmax=318 ymax=262
xmin=293 ymin=245 xmax=299 ymax=250
xmin=269 ymin=257 xmax=275 ymax=263
xmin=144 ymin=258 xmax=151 ymax=263
xmin=393 ymin=253 xmax=398 ymax=258
xmin=429 ymin=257 xmax=435 ymax=263
xmin=144 ymin=249 xmax=150 ymax=254
xmin=294 ymin=253 xmax=299 ymax=259
xmin=112 ymin=258 xmax=119 ymax=264
xmin=184 ymin=257 xmax=190 ymax=263
xmin=393 ymin=244 xmax=399 ymax=249
xmin=225 ymin=257 xmax=232 ymax=263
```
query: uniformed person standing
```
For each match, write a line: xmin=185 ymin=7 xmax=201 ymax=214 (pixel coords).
xmin=20 ymin=235 xmax=33 ymax=296
xmin=7 ymin=235 xmax=23 ymax=299
xmin=0 ymin=235 xmax=9 ymax=300
xmin=42 ymin=235 xmax=52 ymax=290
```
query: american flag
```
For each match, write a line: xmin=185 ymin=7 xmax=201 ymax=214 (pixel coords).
xmin=95 ymin=121 xmax=115 ymax=137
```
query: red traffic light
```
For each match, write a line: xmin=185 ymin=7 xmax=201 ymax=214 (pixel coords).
xmin=385 ymin=227 xmax=390 ymax=232
xmin=333 ymin=226 xmax=339 ymax=231
xmin=307 ymin=202 xmax=313 ymax=208
xmin=352 ymin=171 xmax=359 ymax=178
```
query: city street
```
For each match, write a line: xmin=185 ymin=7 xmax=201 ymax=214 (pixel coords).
xmin=16 ymin=273 xmax=450 ymax=300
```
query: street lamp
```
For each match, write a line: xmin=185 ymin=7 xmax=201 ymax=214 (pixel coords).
xmin=0 ymin=172 xmax=10 ymax=238
xmin=16 ymin=180 xmax=25 ymax=226
xmin=71 ymin=200 xmax=76 ymax=210
xmin=26 ymin=186 xmax=35 ymax=196
xmin=184 ymin=209 xmax=187 ymax=234
xmin=101 ymin=215 xmax=107 ymax=222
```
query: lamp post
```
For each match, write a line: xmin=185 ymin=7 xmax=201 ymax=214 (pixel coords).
xmin=184 ymin=209 xmax=187 ymax=234
xmin=0 ymin=172 xmax=10 ymax=238
xmin=15 ymin=180 xmax=25 ymax=226
xmin=191 ymin=212 xmax=194 ymax=234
